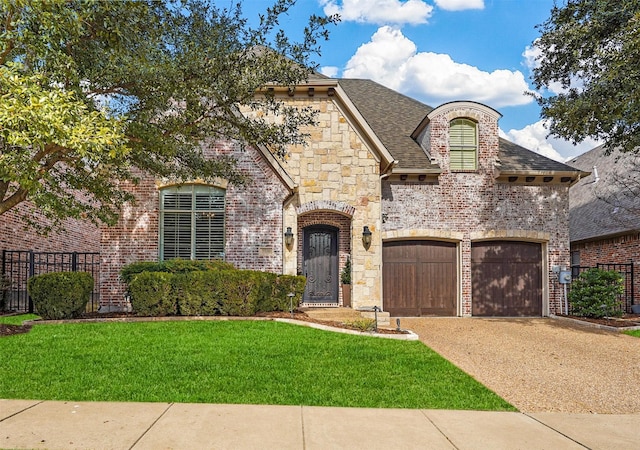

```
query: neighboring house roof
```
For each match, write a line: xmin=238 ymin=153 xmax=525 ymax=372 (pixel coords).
xmin=336 ymin=78 xmax=584 ymax=177
xmin=568 ymin=145 xmax=640 ymax=243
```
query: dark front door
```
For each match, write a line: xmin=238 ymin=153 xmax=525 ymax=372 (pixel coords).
xmin=303 ymin=226 xmax=338 ymax=303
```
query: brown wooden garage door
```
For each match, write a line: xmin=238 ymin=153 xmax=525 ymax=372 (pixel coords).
xmin=471 ymin=241 xmax=542 ymax=316
xmin=383 ymin=240 xmax=457 ymax=316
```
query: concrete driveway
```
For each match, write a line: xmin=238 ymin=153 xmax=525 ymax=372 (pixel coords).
xmin=401 ymin=317 xmax=640 ymax=414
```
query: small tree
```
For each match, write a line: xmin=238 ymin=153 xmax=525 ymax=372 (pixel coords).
xmin=568 ymin=268 xmax=625 ymax=318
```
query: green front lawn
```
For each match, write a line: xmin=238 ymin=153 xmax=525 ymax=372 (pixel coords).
xmin=0 ymin=319 xmax=514 ymax=411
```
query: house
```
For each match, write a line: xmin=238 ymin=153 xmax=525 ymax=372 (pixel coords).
xmin=568 ymin=146 xmax=639 ymax=310
xmin=98 ymin=75 xmax=586 ymax=317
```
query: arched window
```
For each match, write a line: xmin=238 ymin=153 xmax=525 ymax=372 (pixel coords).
xmin=449 ymin=118 xmax=478 ymax=171
xmin=159 ymin=185 xmax=225 ymax=260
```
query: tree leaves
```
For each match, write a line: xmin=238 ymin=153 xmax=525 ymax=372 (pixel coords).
xmin=0 ymin=0 xmax=337 ymax=230
xmin=531 ymin=0 xmax=640 ymax=153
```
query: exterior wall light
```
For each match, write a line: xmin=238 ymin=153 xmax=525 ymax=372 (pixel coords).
xmin=284 ymin=227 xmax=294 ymax=250
xmin=362 ymin=226 xmax=372 ymax=250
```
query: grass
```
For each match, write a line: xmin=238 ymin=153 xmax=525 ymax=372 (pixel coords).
xmin=0 ymin=319 xmax=515 ymax=411
xmin=0 ymin=313 xmax=40 ymax=325
xmin=624 ymin=330 xmax=640 ymax=338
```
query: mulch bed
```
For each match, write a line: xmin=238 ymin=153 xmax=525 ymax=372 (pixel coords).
xmin=0 ymin=310 xmax=407 ymax=337
xmin=558 ymin=313 xmax=640 ymax=328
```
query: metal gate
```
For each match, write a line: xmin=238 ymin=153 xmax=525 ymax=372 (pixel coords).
xmin=1 ymin=250 xmax=100 ymax=313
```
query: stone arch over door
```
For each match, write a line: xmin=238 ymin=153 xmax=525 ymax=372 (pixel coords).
xmin=298 ymin=210 xmax=352 ymax=307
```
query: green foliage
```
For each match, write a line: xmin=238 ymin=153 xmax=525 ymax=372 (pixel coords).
xmin=531 ymin=0 xmax=640 ymax=153
xmin=568 ymin=268 xmax=625 ymax=318
xmin=0 ymin=1 xmax=337 ymax=229
xmin=127 ymin=272 xmax=176 ymax=317
xmin=124 ymin=261 xmax=306 ymax=317
xmin=340 ymin=257 xmax=351 ymax=284
xmin=266 ymin=274 xmax=306 ymax=312
xmin=26 ymin=272 xmax=93 ymax=320
xmin=344 ymin=318 xmax=375 ymax=332
xmin=119 ymin=259 xmax=234 ymax=284
xmin=174 ymin=271 xmax=224 ymax=316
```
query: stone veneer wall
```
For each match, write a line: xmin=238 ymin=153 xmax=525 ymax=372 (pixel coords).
xmin=572 ymin=233 xmax=640 ymax=307
xmin=99 ymin=141 xmax=289 ymax=307
xmin=382 ymin=103 xmax=571 ymax=316
xmin=280 ymin=95 xmax=383 ymax=309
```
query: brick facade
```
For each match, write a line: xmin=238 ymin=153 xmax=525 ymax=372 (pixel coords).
xmin=99 ymin=141 xmax=290 ymax=307
xmin=0 ymin=201 xmax=100 ymax=254
xmin=382 ymin=103 xmax=571 ymax=316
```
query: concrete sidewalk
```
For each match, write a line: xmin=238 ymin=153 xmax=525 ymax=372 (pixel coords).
xmin=1 ymin=400 xmax=639 ymax=449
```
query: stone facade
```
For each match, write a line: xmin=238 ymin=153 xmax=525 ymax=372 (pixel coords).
xmin=278 ymin=94 xmax=383 ymax=309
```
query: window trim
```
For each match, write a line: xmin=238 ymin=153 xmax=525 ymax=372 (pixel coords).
xmin=159 ymin=184 xmax=226 ymax=261
xmin=449 ymin=118 xmax=478 ymax=171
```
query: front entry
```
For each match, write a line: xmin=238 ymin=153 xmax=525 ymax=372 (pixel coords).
xmin=303 ymin=225 xmax=338 ymax=303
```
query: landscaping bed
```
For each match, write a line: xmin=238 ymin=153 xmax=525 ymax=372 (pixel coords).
xmin=0 ymin=309 xmax=407 ymax=337
xmin=557 ymin=313 xmax=640 ymax=328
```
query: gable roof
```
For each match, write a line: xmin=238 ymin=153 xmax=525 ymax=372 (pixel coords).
xmin=336 ymin=78 xmax=584 ymax=177
xmin=568 ymin=145 xmax=640 ymax=242
xmin=338 ymin=79 xmax=436 ymax=171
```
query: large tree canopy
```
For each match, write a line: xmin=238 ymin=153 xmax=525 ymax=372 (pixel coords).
xmin=0 ymin=0 xmax=336 ymax=230
xmin=531 ymin=0 xmax=640 ymax=153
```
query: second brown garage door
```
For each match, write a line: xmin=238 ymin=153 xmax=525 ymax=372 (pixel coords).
xmin=471 ymin=241 xmax=542 ymax=316
xmin=383 ymin=240 xmax=457 ymax=316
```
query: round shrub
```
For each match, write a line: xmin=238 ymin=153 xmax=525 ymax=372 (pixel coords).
xmin=27 ymin=271 xmax=94 ymax=320
xmin=568 ymin=268 xmax=625 ymax=318
xmin=128 ymin=271 xmax=176 ymax=316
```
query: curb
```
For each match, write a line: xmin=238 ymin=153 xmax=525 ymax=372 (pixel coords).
xmin=550 ymin=314 xmax=640 ymax=332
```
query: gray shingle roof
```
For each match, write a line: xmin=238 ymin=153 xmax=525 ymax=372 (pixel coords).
xmin=568 ymin=145 xmax=640 ymax=242
xmin=337 ymin=78 xmax=585 ymax=175
xmin=498 ymin=138 xmax=582 ymax=173
xmin=338 ymin=79 xmax=435 ymax=170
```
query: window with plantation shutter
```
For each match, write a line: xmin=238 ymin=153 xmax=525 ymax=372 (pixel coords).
xmin=449 ymin=118 xmax=478 ymax=171
xmin=160 ymin=185 xmax=225 ymax=261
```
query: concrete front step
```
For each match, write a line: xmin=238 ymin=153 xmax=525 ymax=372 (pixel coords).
xmin=301 ymin=307 xmax=390 ymax=327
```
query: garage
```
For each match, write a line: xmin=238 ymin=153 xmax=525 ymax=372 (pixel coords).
xmin=383 ymin=240 xmax=457 ymax=316
xmin=471 ymin=241 xmax=542 ymax=316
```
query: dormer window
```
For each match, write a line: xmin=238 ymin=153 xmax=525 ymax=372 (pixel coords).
xmin=449 ymin=118 xmax=477 ymax=171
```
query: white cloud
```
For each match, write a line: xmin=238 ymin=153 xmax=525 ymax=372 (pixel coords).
xmin=434 ymin=0 xmax=484 ymax=11
xmin=320 ymin=0 xmax=433 ymax=25
xmin=522 ymin=42 xmax=583 ymax=95
xmin=320 ymin=66 xmax=339 ymax=78
xmin=501 ymin=120 xmax=602 ymax=162
xmin=343 ymin=26 xmax=533 ymax=108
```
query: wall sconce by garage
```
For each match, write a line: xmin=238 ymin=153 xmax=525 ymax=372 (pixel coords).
xmin=362 ymin=226 xmax=372 ymax=250
xmin=284 ymin=227 xmax=294 ymax=250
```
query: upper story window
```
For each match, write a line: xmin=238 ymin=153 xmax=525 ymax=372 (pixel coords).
xmin=449 ymin=118 xmax=478 ymax=171
xmin=159 ymin=185 xmax=225 ymax=261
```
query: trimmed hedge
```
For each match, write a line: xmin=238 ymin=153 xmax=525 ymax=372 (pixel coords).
xmin=27 ymin=271 xmax=94 ymax=320
xmin=124 ymin=262 xmax=306 ymax=317
xmin=128 ymin=271 xmax=176 ymax=316
xmin=120 ymin=259 xmax=234 ymax=285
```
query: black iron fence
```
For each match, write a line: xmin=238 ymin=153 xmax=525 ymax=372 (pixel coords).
xmin=1 ymin=250 xmax=100 ymax=313
xmin=570 ymin=262 xmax=635 ymax=313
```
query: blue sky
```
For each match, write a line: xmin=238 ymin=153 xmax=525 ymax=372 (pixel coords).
xmin=243 ymin=0 xmax=601 ymax=161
